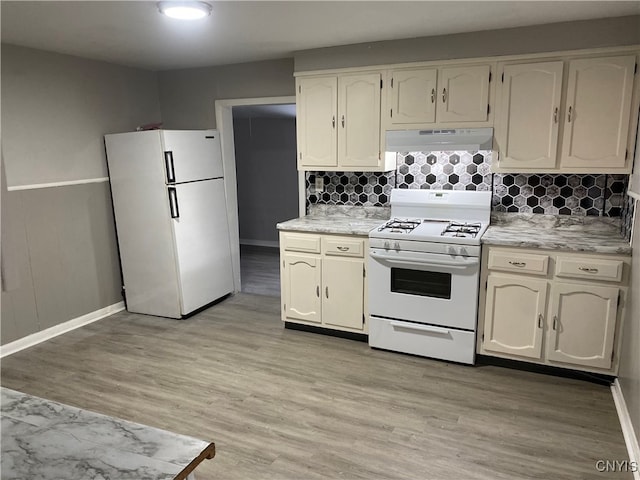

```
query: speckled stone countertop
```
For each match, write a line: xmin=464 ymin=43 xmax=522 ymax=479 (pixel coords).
xmin=483 ymin=213 xmax=632 ymax=255
xmin=277 ymin=205 xmax=390 ymax=236
xmin=1 ymin=387 xmax=215 ymax=480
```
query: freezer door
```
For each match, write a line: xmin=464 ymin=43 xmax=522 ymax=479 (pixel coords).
xmin=161 ymin=130 xmax=223 ymax=183
xmin=171 ymin=178 xmax=234 ymax=314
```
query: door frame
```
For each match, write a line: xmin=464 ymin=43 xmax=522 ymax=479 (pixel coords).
xmin=215 ymin=96 xmax=302 ymax=293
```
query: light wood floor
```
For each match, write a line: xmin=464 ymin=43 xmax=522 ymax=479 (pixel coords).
xmin=240 ymin=245 xmax=280 ymax=297
xmin=1 ymin=293 xmax=631 ymax=480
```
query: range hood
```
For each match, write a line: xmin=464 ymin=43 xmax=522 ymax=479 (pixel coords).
xmin=386 ymin=128 xmax=493 ymax=152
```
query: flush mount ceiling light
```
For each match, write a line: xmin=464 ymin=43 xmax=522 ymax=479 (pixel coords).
xmin=158 ymin=1 xmax=212 ymax=20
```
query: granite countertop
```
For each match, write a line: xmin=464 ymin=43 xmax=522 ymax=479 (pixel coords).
xmin=1 ymin=387 xmax=215 ymax=480
xmin=277 ymin=205 xmax=390 ymax=236
xmin=483 ymin=213 xmax=632 ymax=255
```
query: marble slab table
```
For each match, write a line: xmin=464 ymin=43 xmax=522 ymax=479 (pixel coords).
xmin=1 ymin=387 xmax=215 ymax=480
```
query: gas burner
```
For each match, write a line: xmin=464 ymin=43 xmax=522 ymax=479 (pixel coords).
xmin=378 ymin=218 xmax=421 ymax=234
xmin=441 ymin=222 xmax=481 ymax=238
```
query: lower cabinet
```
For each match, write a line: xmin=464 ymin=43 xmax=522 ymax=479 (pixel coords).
xmin=280 ymin=232 xmax=367 ymax=334
xmin=479 ymin=247 xmax=629 ymax=374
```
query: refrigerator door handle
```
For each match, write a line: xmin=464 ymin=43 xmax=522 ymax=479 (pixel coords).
xmin=168 ymin=187 xmax=180 ymax=219
xmin=164 ymin=151 xmax=176 ymax=184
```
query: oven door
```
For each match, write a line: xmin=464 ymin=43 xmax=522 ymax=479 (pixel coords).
xmin=368 ymin=248 xmax=480 ymax=330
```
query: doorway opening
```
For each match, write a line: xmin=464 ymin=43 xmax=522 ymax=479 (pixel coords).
xmin=233 ymin=104 xmax=297 ymax=296
xmin=215 ymin=96 xmax=300 ymax=298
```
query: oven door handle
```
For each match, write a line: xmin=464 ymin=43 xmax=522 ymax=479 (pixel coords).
xmin=369 ymin=251 xmax=478 ymax=269
xmin=390 ymin=321 xmax=450 ymax=335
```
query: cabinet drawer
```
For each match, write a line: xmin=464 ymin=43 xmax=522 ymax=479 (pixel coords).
xmin=369 ymin=317 xmax=476 ymax=364
xmin=555 ymin=257 xmax=623 ymax=282
xmin=281 ymin=233 xmax=321 ymax=254
xmin=488 ymin=250 xmax=549 ymax=275
xmin=323 ymin=237 xmax=365 ymax=257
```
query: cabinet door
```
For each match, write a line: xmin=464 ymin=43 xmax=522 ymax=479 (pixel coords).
xmin=322 ymin=257 xmax=364 ymax=331
xmin=437 ymin=65 xmax=491 ymax=123
xmin=388 ymin=68 xmax=437 ymax=124
xmin=283 ymin=253 xmax=322 ymax=324
xmin=495 ymin=62 xmax=564 ymax=169
xmin=482 ymin=274 xmax=547 ymax=359
xmin=560 ymin=55 xmax=635 ymax=169
xmin=297 ymin=77 xmax=338 ymax=168
xmin=546 ymin=282 xmax=619 ymax=369
xmin=338 ymin=73 xmax=382 ymax=169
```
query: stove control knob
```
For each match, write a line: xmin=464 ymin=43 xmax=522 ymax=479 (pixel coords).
xmin=448 ymin=246 xmax=458 ymax=256
xmin=459 ymin=247 xmax=468 ymax=256
xmin=384 ymin=241 xmax=390 ymax=250
xmin=394 ymin=241 xmax=401 ymax=251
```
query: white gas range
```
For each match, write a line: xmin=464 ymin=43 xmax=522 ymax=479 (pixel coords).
xmin=368 ymin=188 xmax=492 ymax=364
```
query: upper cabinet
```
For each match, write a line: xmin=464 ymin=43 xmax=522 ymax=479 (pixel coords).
xmin=494 ymin=54 xmax=639 ymax=174
xmin=295 ymin=48 xmax=639 ymax=174
xmin=560 ymin=56 xmax=636 ymax=169
xmin=494 ymin=61 xmax=564 ymax=170
xmin=385 ymin=63 xmax=493 ymax=129
xmin=296 ymin=72 xmax=395 ymax=172
xmin=296 ymin=76 xmax=338 ymax=168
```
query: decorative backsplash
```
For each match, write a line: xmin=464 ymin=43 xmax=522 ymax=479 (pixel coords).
xmin=306 ymin=171 xmax=395 ymax=207
xmin=493 ymin=173 xmax=627 ymax=217
xmin=305 ymin=151 xmax=629 ymax=219
xmin=621 ymin=195 xmax=635 ymax=239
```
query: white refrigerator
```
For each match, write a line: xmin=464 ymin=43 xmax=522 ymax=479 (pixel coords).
xmin=104 ymin=129 xmax=234 ymax=318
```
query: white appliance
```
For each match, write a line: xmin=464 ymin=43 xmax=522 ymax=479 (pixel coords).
xmin=385 ymin=128 xmax=493 ymax=152
xmin=368 ymin=189 xmax=492 ymax=364
xmin=105 ymin=129 xmax=234 ymax=319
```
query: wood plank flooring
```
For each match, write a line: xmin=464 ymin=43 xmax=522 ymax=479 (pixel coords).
xmin=1 ymin=293 xmax=631 ymax=480
xmin=240 ymin=245 xmax=280 ymax=297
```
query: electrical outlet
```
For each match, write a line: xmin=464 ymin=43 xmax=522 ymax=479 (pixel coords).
xmin=315 ymin=177 xmax=324 ymax=193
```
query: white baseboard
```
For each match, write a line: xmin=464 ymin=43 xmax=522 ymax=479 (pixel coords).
xmin=0 ymin=302 xmax=125 ymax=358
xmin=240 ymin=239 xmax=279 ymax=248
xmin=611 ymin=379 xmax=640 ymax=480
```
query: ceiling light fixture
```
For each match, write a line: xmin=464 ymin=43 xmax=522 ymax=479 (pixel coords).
xmin=158 ymin=1 xmax=212 ymax=20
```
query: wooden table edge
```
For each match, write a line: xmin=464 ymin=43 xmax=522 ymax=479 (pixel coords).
xmin=174 ymin=442 xmax=216 ymax=480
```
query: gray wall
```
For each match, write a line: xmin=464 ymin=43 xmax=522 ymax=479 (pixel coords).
xmin=619 ymin=204 xmax=640 ymax=442
xmin=158 ymin=58 xmax=295 ymax=129
xmin=233 ymin=116 xmax=298 ymax=245
xmin=1 ymin=44 xmax=162 ymax=346
xmin=295 ymin=15 xmax=640 ymax=72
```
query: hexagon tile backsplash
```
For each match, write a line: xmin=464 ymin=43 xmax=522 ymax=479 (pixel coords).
xmin=305 ymin=150 xmax=629 ymax=219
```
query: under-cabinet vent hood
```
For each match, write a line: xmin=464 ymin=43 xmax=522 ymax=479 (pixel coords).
xmin=386 ymin=128 xmax=493 ymax=152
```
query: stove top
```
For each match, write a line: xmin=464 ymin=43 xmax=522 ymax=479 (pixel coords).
xmin=369 ymin=189 xmax=492 ymax=246
xmin=372 ymin=218 xmax=488 ymax=245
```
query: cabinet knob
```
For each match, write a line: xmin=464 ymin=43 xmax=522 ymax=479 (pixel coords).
xmin=553 ymin=107 xmax=558 ymax=124
xmin=567 ymin=106 xmax=573 ymax=123
xmin=332 ymin=116 xmax=335 ymax=128
xmin=442 ymin=88 xmax=447 ymax=103
xmin=341 ymin=115 xmax=345 ymax=128
xmin=431 ymin=88 xmax=436 ymax=103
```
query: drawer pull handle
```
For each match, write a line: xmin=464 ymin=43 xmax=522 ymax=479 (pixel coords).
xmin=553 ymin=316 xmax=558 ymax=331
xmin=325 ymin=286 xmax=329 ymax=298
xmin=337 ymin=246 xmax=350 ymax=252
xmin=578 ymin=267 xmax=599 ymax=273
xmin=538 ymin=314 xmax=543 ymax=329
xmin=430 ymin=88 xmax=435 ymax=103
xmin=509 ymin=261 xmax=526 ymax=267
xmin=316 ymin=286 xmax=320 ymax=298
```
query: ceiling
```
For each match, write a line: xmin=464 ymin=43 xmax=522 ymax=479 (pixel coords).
xmin=2 ymin=1 xmax=639 ymax=71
